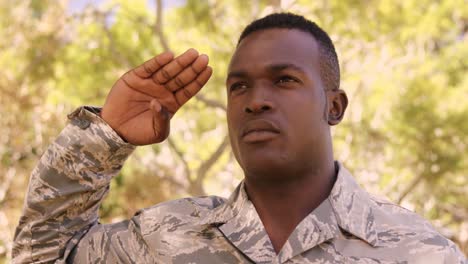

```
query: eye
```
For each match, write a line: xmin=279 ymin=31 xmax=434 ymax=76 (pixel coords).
xmin=276 ymin=75 xmax=298 ymax=84
xmin=229 ymin=82 xmax=248 ymax=92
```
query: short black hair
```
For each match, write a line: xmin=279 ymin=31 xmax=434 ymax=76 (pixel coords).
xmin=238 ymin=13 xmax=340 ymax=91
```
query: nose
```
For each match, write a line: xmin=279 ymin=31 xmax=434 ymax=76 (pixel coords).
xmin=244 ymin=84 xmax=273 ymax=114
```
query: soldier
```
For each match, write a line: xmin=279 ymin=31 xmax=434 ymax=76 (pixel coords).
xmin=12 ymin=13 xmax=466 ymax=263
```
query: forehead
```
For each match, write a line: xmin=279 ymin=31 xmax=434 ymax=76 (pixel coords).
xmin=229 ymin=28 xmax=320 ymax=75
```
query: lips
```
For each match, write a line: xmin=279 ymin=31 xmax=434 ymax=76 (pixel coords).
xmin=241 ymin=119 xmax=280 ymax=138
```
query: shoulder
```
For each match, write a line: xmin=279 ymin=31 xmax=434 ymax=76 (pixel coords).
xmin=369 ymin=194 xmax=440 ymax=236
xmin=131 ymin=195 xmax=227 ymax=230
xmin=368 ymin=195 xmax=465 ymax=262
xmin=144 ymin=195 xmax=226 ymax=214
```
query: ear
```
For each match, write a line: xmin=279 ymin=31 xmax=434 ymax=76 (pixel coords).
xmin=326 ymin=89 xmax=348 ymax=126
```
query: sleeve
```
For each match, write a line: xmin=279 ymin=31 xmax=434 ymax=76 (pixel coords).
xmin=11 ymin=106 xmax=136 ymax=263
xmin=444 ymin=243 xmax=467 ymax=264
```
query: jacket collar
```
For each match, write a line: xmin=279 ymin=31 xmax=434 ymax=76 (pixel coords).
xmin=201 ymin=162 xmax=382 ymax=263
xmin=329 ymin=163 xmax=383 ymax=247
xmin=200 ymin=183 xmax=277 ymax=263
xmin=277 ymin=198 xmax=341 ymax=262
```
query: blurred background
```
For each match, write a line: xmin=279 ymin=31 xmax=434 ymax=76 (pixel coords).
xmin=0 ymin=0 xmax=467 ymax=261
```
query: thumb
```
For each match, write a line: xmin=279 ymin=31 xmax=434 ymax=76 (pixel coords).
xmin=150 ymin=99 xmax=171 ymax=141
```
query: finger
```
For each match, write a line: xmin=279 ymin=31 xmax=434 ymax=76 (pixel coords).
xmin=121 ymin=73 xmax=174 ymax=99
xmin=149 ymin=98 xmax=162 ymax=138
xmin=175 ymin=66 xmax=212 ymax=106
xmin=153 ymin=48 xmax=199 ymax=84
xmin=149 ymin=98 xmax=173 ymax=119
xmin=133 ymin=51 xmax=174 ymax=78
xmin=149 ymin=98 xmax=162 ymax=113
xmin=150 ymin=98 xmax=171 ymax=141
xmin=165 ymin=54 xmax=209 ymax=92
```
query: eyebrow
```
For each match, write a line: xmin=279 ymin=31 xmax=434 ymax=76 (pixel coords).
xmin=226 ymin=63 xmax=307 ymax=81
xmin=267 ymin=63 xmax=306 ymax=74
xmin=226 ymin=71 xmax=248 ymax=81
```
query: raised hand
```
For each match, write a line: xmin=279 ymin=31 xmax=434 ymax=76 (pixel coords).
xmin=101 ymin=49 xmax=212 ymax=145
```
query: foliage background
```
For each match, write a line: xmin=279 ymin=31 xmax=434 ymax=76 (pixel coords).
xmin=0 ymin=0 xmax=466 ymax=262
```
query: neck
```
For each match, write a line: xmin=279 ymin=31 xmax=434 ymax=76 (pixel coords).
xmin=244 ymin=160 xmax=337 ymax=254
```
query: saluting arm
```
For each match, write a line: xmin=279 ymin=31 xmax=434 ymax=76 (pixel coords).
xmin=12 ymin=107 xmax=134 ymax=263
xmin=12 ymin=49 xmax=212 ymax=263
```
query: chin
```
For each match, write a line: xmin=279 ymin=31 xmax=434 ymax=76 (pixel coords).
xmin=240 ymin=155 xmax=292 ymax=181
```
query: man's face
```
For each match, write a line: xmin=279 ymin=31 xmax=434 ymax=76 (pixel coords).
xmin=226 ymin=28 xmax=333 ymax=180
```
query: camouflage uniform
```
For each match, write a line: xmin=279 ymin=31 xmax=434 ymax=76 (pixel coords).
xmin=13 ymin=107 xmax=466 ymax=263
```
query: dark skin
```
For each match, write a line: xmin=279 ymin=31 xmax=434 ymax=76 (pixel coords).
xmin=102 ymin=29 xmax=347 ymax=254
xmin=226 ymin=29 xmax=347 ymax=252
xmin=101 ymin=49 xmax=212 ymax=145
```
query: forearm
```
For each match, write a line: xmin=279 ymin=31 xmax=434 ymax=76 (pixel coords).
xmin=12 ymin=106 xmax=135 ymax=263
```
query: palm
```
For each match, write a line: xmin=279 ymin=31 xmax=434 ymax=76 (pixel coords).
xmin=101 ymin=49 xmax=212 ymax=145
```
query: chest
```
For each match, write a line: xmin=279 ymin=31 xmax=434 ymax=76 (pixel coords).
xmin=140 ymin=228 xmax=416 ymax=264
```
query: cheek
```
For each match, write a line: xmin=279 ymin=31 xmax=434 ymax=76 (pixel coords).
xmin=226 ymin=98 xmax=244 ymax=132
xmin=285 ymin=97 xmax=327 ymax=136
xmin=226 ymin=108 xmax=237 ymax=134
xmin=226 ymin=108 xmax=240 ymax=147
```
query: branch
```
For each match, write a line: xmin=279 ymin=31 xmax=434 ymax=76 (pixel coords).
xmin=195 ymin=94 xmax=227 ymax=111
xmin=101 ymin=19 xmax=132 ymax=69
xmin=167 ymin=138 xmax=192 ymax=182
xmin=396 ymin=173 xmax=425 ymax=204
xmin=0 ymin=168 xmax=15 ymax=205
xmin=192 ymin=135 xmax=229 ymax=194
xmin=69 ymin=6 xmax=132 ymax=68
xmin=154 ymin=0 xmax=170 ymax=52
xmin=251 ymin=0 xmax=260 ymax=19
xmin=130 ymin=151 xmax=187 ymax=190
xmin=269 ymin=0 xmax=282 ymax=11
xmin=439 ymin=203 xmax=468 ymax=223
xmin=158 ymin=172 xmax=187 ymax=190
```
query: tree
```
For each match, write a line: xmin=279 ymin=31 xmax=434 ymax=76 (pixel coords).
xmin=1 ymin=0 xmax=466 ymax=261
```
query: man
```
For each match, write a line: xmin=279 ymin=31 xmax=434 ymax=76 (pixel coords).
xmin=13 ymin=13 xmax=465 ymax=263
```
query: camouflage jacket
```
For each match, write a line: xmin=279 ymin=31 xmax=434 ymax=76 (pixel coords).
xmin=13 ymin=107 xmax=466 ymax=263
